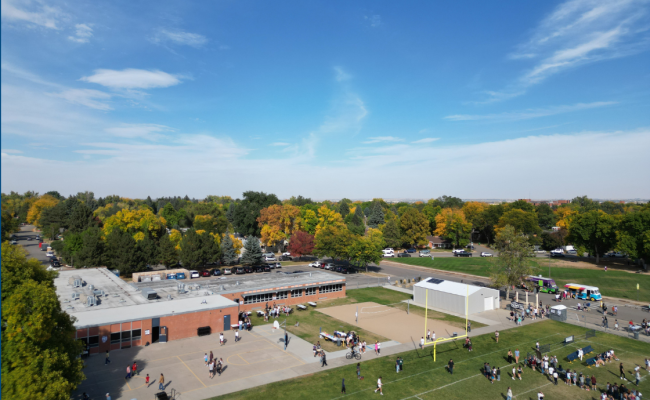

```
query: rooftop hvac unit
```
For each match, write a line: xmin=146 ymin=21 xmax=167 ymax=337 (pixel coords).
xmin=142 ymin=276 xmax=152 ymax=283
xmin=92 ymin=288 xmax=105 ymax=297
xmin=71 ymin=292 xmax=81 ymax=300
xmin=89 ymin=284 xmax=95 ymax=291
xmin=69 ymin=276 xmax=83 ymax=288
xmin=80 ymin=292 xmax=96 ymax=306
xmin=177 ymin=283 xmax=185 ymax=293
xmin=142 ymin=288 xmax=157 ymax=300
xmin=152 ymin=275 xmax=161 ymax=281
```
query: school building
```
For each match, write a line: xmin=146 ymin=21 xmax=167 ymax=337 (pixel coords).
xmin=54 ymin=268 xmax=346 ymax=355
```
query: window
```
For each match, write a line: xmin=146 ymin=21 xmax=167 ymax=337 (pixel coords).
xmin=121 ymin=331 xmax=131 ymax=342
xmin=244 ymin=293 xmax=274 ymax=304
xmin=291 ymin=289 xmax=303 ymax=298
xmin=320 ymin=284 xmax=343 ymax=294
xmin=306 ymin=287 xmax=317 ymax=296
xmin=88 ymin=336 xmax=99 ymax=348
xmin=110 ymin=332 xmax=120 ymax=344
xmin=132 ymin=329 xmax=141 ymax=340
xmin=276 ymin=291 xmax=288 ymax=300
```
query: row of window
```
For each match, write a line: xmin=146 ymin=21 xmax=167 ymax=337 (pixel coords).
xmin=320 ymin=284 xmax=343 ymax=293
xmin=110 ymin=330 xmax=142 ymax=344
xmin=243 ymin=286 xmax=342 ymax=304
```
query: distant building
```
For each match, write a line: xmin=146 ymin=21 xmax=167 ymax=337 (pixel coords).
xmin=426 ymin=236 xmax=452 ymax=249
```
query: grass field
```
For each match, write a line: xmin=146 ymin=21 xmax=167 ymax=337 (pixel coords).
xmin=253 ymin=288 xmax=485 ymax=351
xmin=390 ymin=257 xmax=650 ymax=302
xmin=213 ymin=320 xmax=650 ymax=400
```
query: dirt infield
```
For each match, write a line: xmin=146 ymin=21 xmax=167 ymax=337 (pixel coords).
xmin=318 ymin=302 xmax=461 ymax=344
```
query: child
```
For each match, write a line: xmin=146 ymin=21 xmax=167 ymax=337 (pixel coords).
xmin=145 ymin=374 xmax=150 ymax=387
xmin=357 ymin=363 xmax=361 ymax=380
xmin=374 ymin=377 xmax=383 ymax=395
xmin=204 ymin=353 xmax=209 ymax=365
xmin=220 ymin=333 xmax=224 ymax=346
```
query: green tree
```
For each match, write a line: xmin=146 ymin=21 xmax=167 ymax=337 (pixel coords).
xmin=479 ymin=204 xmax=504 ymax=245
xmin=367 ymin=202 xmax=385 ymax=228
xmin=221 ymin=231 xmax=238 ymax=265
xmin=381 ymin=211 xmax=402 ymax=248
xmin=105 ymin=229 xmax=142 ymax=275
xmin=62 ymin=233 xmax=84 ymax=263
xmin=536 ymin=203 xmax=556 ymax=230
xmin=160 ymin=203 xmax=180 ymax=228
xmin=137 ymin=235 xmax=160 ymax=267
xmin=489 ymin=225 xmax=536 ymax=302
xmin=569 ymin=210 xmax=619 ymax=264
xmin=505 ymin=199 xmax=535 ymax=213
xmin=1 ymin=243 xmax=84 ymax=400
xmin=432 ymin=195 xmax=464 ymax=209
xmin=159 ymin=234 xmax=179 ymax=267
xmin=226 ymin=203 xmax=236 ymax=224
xmin=616 ymin=206 xmax=650 ymax=262
xmin=496 ymin=209 xmax=541 ymax=236
xmin=241 ymin=236 xmax=264 ymax=265
xmin=67 ymin=203 xmax=95 ymax=234
xmin=38 ymin=202 xmax=67 ymax=239
xmin=314 ymin=226 xmax=353 ymax=261
xmin=179 ymin=230 xmax=220 ymax=269
xmin=1 ymin=207 xmax=18 ymax=241
xmin=233 ymin=191 xmax=281 ymax=237
xmin=74 ymin=227 xmax=105 ymax=268
xmin=339 ymin=201 xmax=350 ymax=218
xmin=422 ymin=203 xmax=442 ymax=234
xmin=399 ymin=208 xmax=430 ymax=247
xmin=349 ymin=230 xmax=384 ymax=272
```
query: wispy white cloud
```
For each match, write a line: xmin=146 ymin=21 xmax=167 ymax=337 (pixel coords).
xmin=364 ymin=136 xmax=403 ymax=144
xmin=1 ymin=149 xmax=23 ymax=154
xmin=151 ymin=29 xmax=208 ymax=48
xmin=482 ymin=0 xmax=650 ymax=102
xmin=80 ymin=69 xmax=182 ymax=90
xmin=104 ymin=124 xmax=172 ymax=141
xmin=364 ymin=14 xmax=382 ymax=27
xmin=412 ymin=138 xmax=439 ymax=144
xmin=68 ymin=23 xmax=93 ymax=43
xmin=270 ymin=142 xmax=290 ymax=146
xmin=1 ymin=62 xmax=62 ymax=88
xmin=49 ymin=88 xmax=112 ymax=110
xmin=334 ymin=66 xmax=351 ymax=82
xmin=0 ymin=0 xmax=66 ymax=29
xmin=445 ymin=101 xmax=617 ymax=122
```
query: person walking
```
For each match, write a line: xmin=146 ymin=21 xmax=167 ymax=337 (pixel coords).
xmin=467 ymin=321 xmax=471 ymax=332
xmin=507 ymin=350 xmax=513 ymax=364
xmin=218 ymin=358 xmax=224 ymax=376
xmin=398 ymin=357 xmax=403 ymax=372
xmin=204 ymin=353 xmax=209 ymax=365
xmin=284 ymin=331 xmax=289 ymax=350
xmin=497 ymin=367 xmax=501 ymax=381
xmin=374 ymin=377 xmax=383 ymax=395
xmin=420 ymin=337 xmax=424 ymax=350
xmin=321 ymin=352 xmax=328 ymax=367
xmin=506 ymin=387 xmax=513 ymax=400
xmin=515 ymin=349 xmax=520 ymax=364
xmin=132 ymin=361 xmax=138 ymax=376
xmin=209 ymin=360 xmax=214 ymax=379
xmin=341 ymin=378 xmax=346 ymax=394
xmin=357 ymin=363 xmax=361 ymax=380
xmin=591 ymin=375 xmax=597 ymax=390
xmin=235 ymin=330 xmax=240 ymax=342
xmin=448 ymin=359 xmax=454 ymax=375
xmin=220 ymin=333 xmax=224 ymax=346
xmin=427 ymin=329 xmax=431 ymax=341
xmin=125 ymin=365 xmax=131 ymax=380
xmin=553 ymin=370 xmax=558 ymax=385
xmin=495 ymin=330 xmax=499 ymax=343
xmin=396 ymin=358 xmax=400 ymax=373
xmin=105 ymin=350 xmax=111 ymax=365
xmin=377 ymin=341 xmax=381 ymax=355
xmin=159 ymin=373 xmax=165 ymax=391
xmin=145 ymin=374 xmax=150 ymax=387
xmin=636 ymin=369 xmax=641 ymax=386
xmin=209 ymin=351 xmax=214 ymax=364
xmin=620 ymin=363 xmax=626 ymax=380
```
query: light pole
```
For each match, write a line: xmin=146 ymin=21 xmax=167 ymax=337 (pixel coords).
xmin=548 ymin=254 xmax=551 ymax=277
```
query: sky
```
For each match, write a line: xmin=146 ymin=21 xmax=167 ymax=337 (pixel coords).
xmin=2 ymin=0 xmax=650 ymax=200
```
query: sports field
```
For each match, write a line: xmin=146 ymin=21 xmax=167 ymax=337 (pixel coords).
xmin=390 ymin=257 xmax=650 ymax=302
xmin=210 ymin=320 xmax=650 ymax=400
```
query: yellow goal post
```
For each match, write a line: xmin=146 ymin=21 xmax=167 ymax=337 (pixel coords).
xmin=423 ymin=284 xmax=469 ymax=361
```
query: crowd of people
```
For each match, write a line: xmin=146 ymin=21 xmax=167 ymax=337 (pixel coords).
xmin=205 ymin=351 xmax=226 ymax=379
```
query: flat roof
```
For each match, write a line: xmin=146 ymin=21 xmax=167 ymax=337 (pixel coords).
xmin=54 ymin=268 xmax=344 ymax=329
xmin=414 ymin=278 xmax=497 ymax=296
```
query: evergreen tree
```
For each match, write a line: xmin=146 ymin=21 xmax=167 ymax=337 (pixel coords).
xmin=221 ymin=231 xmax=238 ymax=265
xmin=179 ymin=230 xmax=219 ymax=269
xmin=363 ymin=207 xmax=371 ymax=217
xmin=67 ymin=203 xmax=95 ymax=234
xmin=226 ymin=203 xmax=236 ymax=223
xmin=241 ymin=236 xmax=263 ymax=265
xmin=367 ymin=202 xmax=385 ymax=228
xmin=159 ymin=234 xmax=179 ymax=267
xmin=381 ymin=211 xmax=402 ymax=248
xmin=74 ymin=227 xmax=104 ymax=268
xmin=137 ymin=235 xmax=160 ymax=267
xmin=339 ymin=202 xmax=350 ymax=218
xmin=105 ymin=230 xmax=142 ymax=275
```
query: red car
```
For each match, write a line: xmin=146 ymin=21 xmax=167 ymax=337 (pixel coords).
xmin=201 ymin=270 xmax=211 ymax=277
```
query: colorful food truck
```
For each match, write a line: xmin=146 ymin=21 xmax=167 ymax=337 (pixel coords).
xmin=525 ymin=275 xmax=559 ymax=293
xmin=564 ymin=283 xmax=602 ymax=301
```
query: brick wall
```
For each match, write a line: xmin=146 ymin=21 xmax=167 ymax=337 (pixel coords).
xmin=160 ymin=306 xmax=238 ymax=340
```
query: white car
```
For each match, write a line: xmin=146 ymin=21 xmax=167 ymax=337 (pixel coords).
xmin=550 ymin=248 xmax=564 ymax=255
xmin=11 ymin=240 xmax=17 ymax=245
xmin=309 ymin=261 xmax=322 ymax=268
xmin=282 ymin=252 xmax=291 ymax=256
xmin=265 ymin=255 xmax=276 ymax=262
xmin=190 ymin=270 xmax=200 ymax=279
xmin=452 ymin=249 xmax=465 ymax=254
xmin=324 ymin=263 xmax=335 ymax=270
xmin=46 ymin=251 xmax=54 ymax=257
xmin=223 ymin=268 xmax=232 ymax=275
xmin=480 ymin=252 xmax=493 ymax=257
xmin=382 ymin=253 xmax=394 ymax=258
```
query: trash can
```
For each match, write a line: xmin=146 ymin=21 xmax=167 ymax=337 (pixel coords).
xmin=634 ymin=332 xmax=639 ymax=340
xmin=337 ymin=338 xmax=342 ymax=347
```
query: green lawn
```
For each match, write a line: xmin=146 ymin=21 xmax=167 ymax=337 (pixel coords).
xmin=390 ymin=257 xmax=650 ymax=302
xmin=252 ymin=288 xmax=485 ymax=351
xmin=213 ymin=320 xmax=650 ymax=400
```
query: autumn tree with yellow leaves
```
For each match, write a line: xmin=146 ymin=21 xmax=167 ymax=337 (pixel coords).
xmin=257 ymin=204 xmax=301 ymax=248
xmin=102 ymin=208 xmax=167 ymax=241
xmin=26 ymin=194 xmax=59 ymax=226
xmin=434 ymin=208 xmax=472 ymax=248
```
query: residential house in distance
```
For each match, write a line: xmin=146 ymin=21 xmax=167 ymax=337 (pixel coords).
xmin=427 ymin=236 xmax=452 ymax=249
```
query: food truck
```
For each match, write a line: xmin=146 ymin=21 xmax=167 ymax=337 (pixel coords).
xmin=564 ymin=283 xmax=602 ymax=301
xmin=524 ymin=275 xmax=559 ymax=293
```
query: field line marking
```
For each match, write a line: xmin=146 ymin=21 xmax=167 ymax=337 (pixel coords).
xmin=400 ymin=373 xmax=482 ymax=399
xmin=513 ymin=382 xmax=553 ymax=398
xmin=328 ymin=333 xmax=561 ymax=400
xmin=177 ymin=355 xmax=207 ymax=388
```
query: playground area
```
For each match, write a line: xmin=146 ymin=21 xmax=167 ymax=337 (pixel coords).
xmin=318 ymin=301 xmax=461 ymax=345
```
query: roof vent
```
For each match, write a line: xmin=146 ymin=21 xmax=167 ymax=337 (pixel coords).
xmin=427 ymin=278 xmax=444 ymax=284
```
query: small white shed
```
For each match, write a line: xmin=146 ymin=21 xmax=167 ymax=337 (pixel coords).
xmin=413 ymin=278 xmax=500 ymax=315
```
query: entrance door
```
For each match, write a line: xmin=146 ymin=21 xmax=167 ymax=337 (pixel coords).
xmin=224 ymin=315 xmax=231 ymax=331
xmin=152 ymin=327 xmax=160 ymax=343
xmin=484 ymin=297 xmax=494 ymax=311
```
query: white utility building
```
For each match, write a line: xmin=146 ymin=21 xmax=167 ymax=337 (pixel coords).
xmin=413 ymin=278 xmax=500 ymax=315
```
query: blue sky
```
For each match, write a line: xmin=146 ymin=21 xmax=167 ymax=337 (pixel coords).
xmin=2 ymin=0 xmax=650 ymax=200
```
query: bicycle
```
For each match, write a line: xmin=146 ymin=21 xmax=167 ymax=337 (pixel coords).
xmin=346 ymin=350 xmax=362 ymax=360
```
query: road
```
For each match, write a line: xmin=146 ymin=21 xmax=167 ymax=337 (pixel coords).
xmin=12 ymin=225 xmax=52 ymax=265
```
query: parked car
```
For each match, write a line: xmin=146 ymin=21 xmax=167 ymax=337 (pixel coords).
xmin=397 ymin=253 xmax=411 ymax=257
xmin=605 ymin=252 xmax=626 ymax=258
xmin=419 ymin=250 xmax=431 ymax=257
xmin=465 ymin=244 xmax=475 ymax=250
xmin=177 ymin=272 xmax=187 ymax=279
xmin=263 ymin=265 xmax=271 ymax=272
xmin=265 ymin=255 xmax=277 ymax=262
xmin=212 ymin=269 xmax=222 ymax=276
xmin=244 ymin=266 xmax=254 ymax=273
xmin=550 ymin=248 xmax=564 ymax=255
xmin=201 ymin=270 xmax=211 ymax=277
xmin=190 ymin=270 xmax=200 ymax=279
xmin=235 ymin=267 xmax=245 ymax=274
xmin=340 ymin=267 xmax=351 ymax=274
xmin=550 ymin=252 xmax=565 ymax=258
xmin=263 ymin=252 xmax=275 ymax=258
xmin=382 ymin=253 xmax=395 ymax=258
xmin=324 ymin=263 xmax=335 ymax=270
xmin=223 ymin=268 xmax=232 ymax=275
xmin=566 ymin=250 xmax=578 ymax=255
xmin=454 ymin=251 xmax=472 ymax=257
xmin=279 ymin=255 xmax=292 ymax=261
xmin=272 ymin=262 xmax=282 ymax=268
xmin=46 ymin=251 xmax=54 ymax=257
xmin=27 ymin=236 xmax=32 ymax=241
xmin=480 ymin=252 xmax=493 ymax=257
xmin=309 ymin=261 xmax=322 ymax=268
xmin=50 ymin=260 xmax=61 ymax=268
xmin=452 ymin=249 xmax=465 ymax=254
xmin=405 ymin=248 xmax=417 ymax=253
xmin=254 ymin=265 xmax=264 ymax=273
xmin=282 ymin=252 xmax=291 ymax=256
xmin=167 ymin=273 xmax=177 ymax=280
xmin=10 ymin=240 xmax=17 ymax=245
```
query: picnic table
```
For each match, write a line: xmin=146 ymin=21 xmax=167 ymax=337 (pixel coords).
xmin=256 ymin=310 xmax=265 ymax=317
xmin=308 ymin=301 xmax=317 ymax=307
xmin=231 ymin=324 xmax=239 ymax=329
xmin=628 ymin=324 xmax=642 ymax=332
xmin=319 ymin=332 xmax=336 ymax=341
xmin=297 ymin=304 xmax=307 ymax=310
